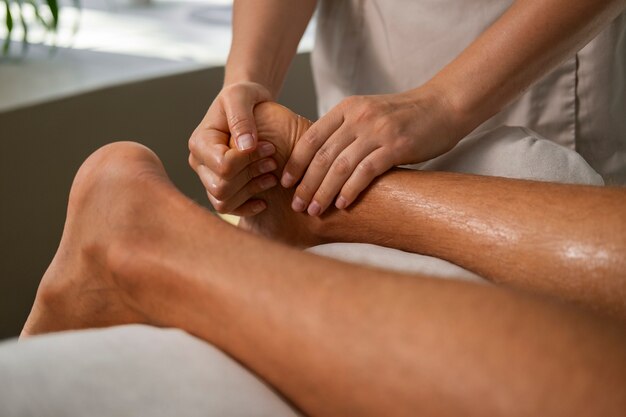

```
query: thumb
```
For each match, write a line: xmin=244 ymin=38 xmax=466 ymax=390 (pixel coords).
xmin=224 ymin=100 xmax=258 ymax=153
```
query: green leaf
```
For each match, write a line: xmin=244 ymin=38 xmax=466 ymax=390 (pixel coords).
xmin=5 ymin=0 xmax=13 ymax=32
xmin=45 ymin=0 xmax=58 ymax=29
xmin=3 ymin=0 xmax=13 ymax=55
xmin=27 ymin=0 xmax=53 ymax=30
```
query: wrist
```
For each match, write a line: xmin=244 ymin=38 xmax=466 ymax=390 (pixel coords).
xmin=400 ymin=83 xmax=469 ymax=150
xmin=418 ymin=78 xmax=484 ymax=143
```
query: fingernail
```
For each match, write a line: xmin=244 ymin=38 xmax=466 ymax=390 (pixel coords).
xmin=260 ymin=176 xmax=277 ymax=190
xmin=258 ymin=142 xmax=275 ymax=158
xmin=292 ymin=196 xmax=306 ymax=212
xmin=308 ymin=201 xmax=321 ymax=216
xmin=259 ymin=159 xmax=277 ymax=174
xmin=335 ymin=196 xmax=347 ymax=209
xmin=281 ymin=172 xmax=295 ymax=188
xmin=237 ymin=133 xmax=254 ymax=151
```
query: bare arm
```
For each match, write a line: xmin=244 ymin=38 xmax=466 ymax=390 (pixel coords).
xmin=188 ymin=0 xmax=317 ymax=216
xmin=226 ymin=0 xmax=317 ymax=97
xmin=279 ymin=0 xmax=626 ymax=217
xmin=435 ymin=0 xmax=626 ymax=133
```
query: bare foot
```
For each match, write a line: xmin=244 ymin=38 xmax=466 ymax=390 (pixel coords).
xmin=21 ymin=142 xmax=176 ymax=337
xmin=237 ymin=103 xmax=323 ymax=247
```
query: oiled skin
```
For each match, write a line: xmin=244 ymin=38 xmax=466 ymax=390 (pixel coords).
xmin=246 ymin=103 xmax=626 ymax=320
xmin=20 ymin=103 xmax=626 ymax=417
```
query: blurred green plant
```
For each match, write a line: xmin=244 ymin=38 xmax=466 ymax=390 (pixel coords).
xmin=1 ymin=0 xmax=79 ymax=56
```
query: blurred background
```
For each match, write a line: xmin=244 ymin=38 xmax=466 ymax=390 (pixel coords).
xmin=0 ymin=0 xmax=318 ymax=339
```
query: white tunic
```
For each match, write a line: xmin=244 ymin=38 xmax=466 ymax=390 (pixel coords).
xmin=312 ymin=0 xmax=626 ymax=184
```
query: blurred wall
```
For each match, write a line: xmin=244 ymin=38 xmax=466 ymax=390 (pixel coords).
xmin=0 ymin=53 xmax=317 ymax=339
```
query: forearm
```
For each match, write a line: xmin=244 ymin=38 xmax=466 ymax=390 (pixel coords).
xmin=427 ymin=0 xmax=626 ymax=135
xmin=225 ymin=0 xmax=317 ymax=97
xmin=312 ymin=169 xmax=626 ymax=318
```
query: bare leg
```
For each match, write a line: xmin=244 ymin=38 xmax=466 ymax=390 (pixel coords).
xmin=22 ymin=140 xmax=626 ymax=416
xmin=236 ymin=103 xmax=626 ymax=320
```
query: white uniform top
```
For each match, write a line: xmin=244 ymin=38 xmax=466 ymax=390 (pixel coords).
xmin=312 ymin=0 xmax=626 ymax=184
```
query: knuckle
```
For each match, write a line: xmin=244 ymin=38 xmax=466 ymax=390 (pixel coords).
xmin=188 ymin=133 xmax=201 ymax=154
xmin=313 ymin=146 xmax=333 ymax=167
xmin=332 ymin=155 xmax=353 ymax=177
xmin=214 ymin=158 xmax=233 ymax=178
xmin=227 ymin=113 xmax=252 ymax=133
xmin=358 ymin=105 xmax=376 ymax=122
xmin=303 ymin=127 xmax=321 ymax=147
xmin=373 ymin=114 xmax=393 ymax=132
xmin=211 ymin=199 xmax=228 ymax=213
xmin=340 ymin=96 xmax=359 ymax=110
xmin=356 ymin=158 xmax=376 ymax=176
xmin=296 ymin=182 xmax=313 ymax=198
xmin=209 ymin=178 xmax=229 ymax=200
xmin=343 ymin=96 xmax=371 ymax=116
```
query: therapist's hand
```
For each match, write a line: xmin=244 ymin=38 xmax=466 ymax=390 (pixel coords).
xmin=280 ymin=86 xmax=460 ymax=216
xmin=188 ymin=81 xmax=278 ymax=216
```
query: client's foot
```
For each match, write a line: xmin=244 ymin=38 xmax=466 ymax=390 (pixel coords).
xmin=21 ymin=142 xmax=176 ymax=337
xmin=237 ymin=103 xmax=322 ymax=247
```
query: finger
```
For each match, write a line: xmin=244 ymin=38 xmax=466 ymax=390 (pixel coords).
xmin=197 ymin=157 xmax=278 ymax=202
xmin=307 ymin=140 xmax=379 ymax=216
xmin=290 ymin=125 xmax=355 ymax=212
xmin=190 ymin=135 xmax=276 ymax=181
xmin=222 ymin=92 xmax=259 ymax=152
xmin=208 ymin=174 xmax=278 ymax=214
xmin=230 ymin=199 xmax=267 ymax=217
xmin=191 ymin=155 xmax=265 ymax=215
xmin=281 ymin=109 xmax=345 ymax=188
xmin=188 ymin=152 xmax=201 ymax=171
xmin=336 ymin=148 xmax=394 ymax=209
xmin=188 ymin=128 xmax=229 ymax=167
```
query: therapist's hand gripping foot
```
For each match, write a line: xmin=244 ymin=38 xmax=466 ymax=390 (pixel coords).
xmin=187 ymin=81 xmax=276 ymax=217
xmin=189 ymin=102 xmax=311 ymax=221
xmin=188 ymin=0 xmax=318 ymax=217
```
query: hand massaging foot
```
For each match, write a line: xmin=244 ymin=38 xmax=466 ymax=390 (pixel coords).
xmin=237 ymin=102 xmax=323 ymax=247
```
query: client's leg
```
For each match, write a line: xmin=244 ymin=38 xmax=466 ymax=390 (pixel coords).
xmin=23 ymin=142 xmax=626 ymax=416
